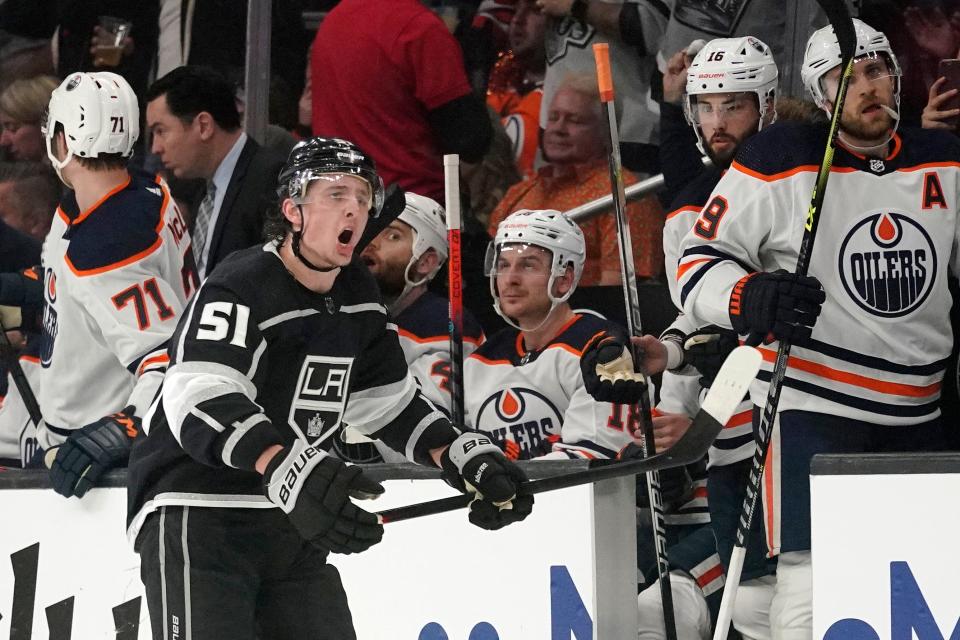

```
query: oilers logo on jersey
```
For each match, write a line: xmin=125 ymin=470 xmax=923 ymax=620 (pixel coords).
xmin=288 ymin=355 xmax=353 ymax=443
xmin=474 ymin=387 xmax=562 ymax=458
xmin=40 ymin=268 xmax=58 ymax=367
xmin=838 ymin=211 xmax=936 ymax=318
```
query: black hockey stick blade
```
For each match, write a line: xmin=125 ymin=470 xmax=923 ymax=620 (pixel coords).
xmin=355 ymin=183 xmax=405 ymax=253
xmin=819 ymin=0 xmax=857 ymax=62
xmin=377 ymin=346 xmax=762 ymax=524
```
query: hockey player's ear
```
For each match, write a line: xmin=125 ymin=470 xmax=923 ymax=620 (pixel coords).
xmin=413 ymin=248 xmax=439 ymax=279
xmin=552 ymin=263 xmax=576 ymax=297
xmin=281 ymin=198 xmax=302 ymax=231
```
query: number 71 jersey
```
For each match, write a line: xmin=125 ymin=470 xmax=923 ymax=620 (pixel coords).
xmin=38 ymin=171 xmax=195 ymax=440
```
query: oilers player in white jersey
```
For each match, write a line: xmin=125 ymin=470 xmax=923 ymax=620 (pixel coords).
xmin=582 ymin=37 xmax=781 ymax=639
xmin=465 ymin=208 xmax=637 ymax=461
xmin=10 ymin=72 xmax=196 ymax=498
xmin=361 ymin=192 xmax=484 ymax=415
xmin=677 ymin=20 xmax=957 ymax=637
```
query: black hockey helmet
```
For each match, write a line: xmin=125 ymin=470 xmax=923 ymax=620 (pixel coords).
xmin=277 ymin=137 xmax=385 ymax=217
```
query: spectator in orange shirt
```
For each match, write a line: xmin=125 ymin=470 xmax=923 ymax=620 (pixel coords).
xmin=487 ymin=0 xmax=547 ymax=180
xmin=488 ymin=74 xmax=664 ymax=285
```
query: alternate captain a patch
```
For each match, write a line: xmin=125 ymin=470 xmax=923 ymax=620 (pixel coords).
xmin=288 ymin=356 xmax=353 ymax=444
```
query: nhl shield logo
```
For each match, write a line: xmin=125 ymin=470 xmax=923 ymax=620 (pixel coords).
xmin=869 ymin=158 xmax=885 ymax=173
xmin=288 ymin=355 xmax=353 ymax=444
xmin=837 ymin=211 xmax=937 ymax=318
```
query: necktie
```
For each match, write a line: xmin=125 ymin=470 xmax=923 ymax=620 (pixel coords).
xmin=194 ymin=181 xmax=216 ymax=277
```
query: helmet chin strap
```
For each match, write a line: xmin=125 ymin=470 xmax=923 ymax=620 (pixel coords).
xmin=292 ymin=204 xmax=339 ymax=273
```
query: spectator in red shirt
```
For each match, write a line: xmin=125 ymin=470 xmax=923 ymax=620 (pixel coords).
xmin=310 ymin=0 xmax=493 ymax=202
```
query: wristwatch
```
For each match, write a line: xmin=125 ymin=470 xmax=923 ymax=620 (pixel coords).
xmin=570 ymin=0 xmax=589 ymax=23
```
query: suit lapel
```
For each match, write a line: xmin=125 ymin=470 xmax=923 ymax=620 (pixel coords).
xmin=208 ymin=138 xmax=257 ymax=261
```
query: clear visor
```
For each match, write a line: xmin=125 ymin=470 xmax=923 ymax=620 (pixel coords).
xmin=484 ymin=242 xmax=558 ymax=277
xmin=686 ymin=93 xmax=758 ymax=125
xmin=287 ymin=171 xmax=375 ymax=211
xmin=821 ymin=52 xmax=897 ymax=104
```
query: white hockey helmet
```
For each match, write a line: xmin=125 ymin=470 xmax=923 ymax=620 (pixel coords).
xmin=44 ymin=72 xmax=139 ymax=180
xmin=486 ymin=209 xmax=586 ymax=330
xmin=684 ymin=37 xmax=778 ymax=151
xmin=801 ymin=18 xmax=901 ymax=111
xmin=399 ymin=192 xmax=448 ymax=278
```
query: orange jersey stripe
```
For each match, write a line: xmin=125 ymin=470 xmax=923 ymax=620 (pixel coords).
xmin=73 ymin=176 xmax=132 ymax=225
xmin=757 ymin=347 xmax=941 ymax=398
xmin=137 ymin=353 xmax=170 ymax=376
xmin=666 ymin=205 xmax=700 ymax=222
xmin=676 ymin=257 xmax=712 ymax=282
xmin=66 ymin=236 xmax=163 ymax=277
xmin=695 ymin=563 xmax=724 ymax=589
xmin=724 ymin=409 xmax=753 ymax=429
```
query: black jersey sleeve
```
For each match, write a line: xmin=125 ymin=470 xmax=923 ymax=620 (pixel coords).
xmin=162 ymin=283 xmax=283 ymax=472
xmin=346 ymin=321 xmax=458 ymax=466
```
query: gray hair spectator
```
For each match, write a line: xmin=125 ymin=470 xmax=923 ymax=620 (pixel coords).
xmin=0 ymin=75 xmax=59 ymax=162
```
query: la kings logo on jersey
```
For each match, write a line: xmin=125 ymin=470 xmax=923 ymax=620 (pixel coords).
xmin=545 ymin=18 xmax=594 ymax=65
xmin=288 ymin=356 xmax=353 ymax=444
xmin=838 ymin=211 xmax=936 ymax=318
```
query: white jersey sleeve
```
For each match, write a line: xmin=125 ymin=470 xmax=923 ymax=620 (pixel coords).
xmin=0 ymin=353 xmax=41 ymax=464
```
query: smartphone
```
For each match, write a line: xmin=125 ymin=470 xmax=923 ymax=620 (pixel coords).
xmin=937 ymin=59 xmax=960 ymax=129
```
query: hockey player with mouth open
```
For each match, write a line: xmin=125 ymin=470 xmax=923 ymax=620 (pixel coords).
xmin=127 ymin=137 xmax=533 ymax=640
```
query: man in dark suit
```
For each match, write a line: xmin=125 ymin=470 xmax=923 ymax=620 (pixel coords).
xmin=145 ymin=65 xmax=285 ymax=279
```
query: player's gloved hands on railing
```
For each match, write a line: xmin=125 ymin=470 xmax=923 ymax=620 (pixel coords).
xmin=0 ymin=267 xmax=44 ymax=332
xmin=580 ymin=328 xmax=662 ymax=405
xmin=263 ymin=440 xmax=385 ymax=554
xmin=729 ymin=270 xmax=825 ymax=345
xmin=48 ymin=406 xmax=140 ymax=498
xmin=440 ymin=432 xmax=534 ymax=530
xmin=683 ymin=326 xmax=741 ymax=388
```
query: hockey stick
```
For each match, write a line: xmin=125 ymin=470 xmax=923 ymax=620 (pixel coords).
xmin=0 ymin=319 xmax=42 ymax=428
xmin=711 ymin=3 xmax=857 ymax=638
xmin=378 ymin=346 xmax=761 ymax=524
xmin=443 ymin=154 xmax=467 ymax=430
xmin=593 ymin=42 xmax=678 ymax=640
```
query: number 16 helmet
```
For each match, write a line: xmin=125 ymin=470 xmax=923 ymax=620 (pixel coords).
xmin=684 ymin=36 xmax=779 ymax=154
xmin=43 ymin=72 xmax=140 ymax=182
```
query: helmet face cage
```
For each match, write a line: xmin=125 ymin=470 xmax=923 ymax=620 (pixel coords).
xmin=801 ymin=19 xmax=902 ymax=111
xmin=278 ymin=138 xmax=385 ymax=216
xmin=487 ymin=209 xmax=586 ymax=330
xmin=683 ymin=37 xmax=778 ymax=154
xmin=44 ymin=72 xmax=140 ymax=179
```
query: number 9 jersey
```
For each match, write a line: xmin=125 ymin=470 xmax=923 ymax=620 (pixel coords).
xmin=36 ymin=171 xmax=196 ymax=449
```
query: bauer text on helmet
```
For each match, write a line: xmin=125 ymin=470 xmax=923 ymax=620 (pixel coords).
xmin=683 ymin=36 xmax=778 ymax=161
xmin=486 ymin=209 xmax=586 ymax=331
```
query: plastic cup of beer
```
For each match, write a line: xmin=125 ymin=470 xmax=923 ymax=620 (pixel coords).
xmin=95 ymin=16 xmax=131 ymax=67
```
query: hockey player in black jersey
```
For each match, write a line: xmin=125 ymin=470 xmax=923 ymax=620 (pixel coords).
xmin=127 ymin=137 xmax=533 ymax=640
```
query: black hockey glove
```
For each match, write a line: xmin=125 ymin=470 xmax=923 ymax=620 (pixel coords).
xmin=729 ymin=270 xmax=825 ymax=344
xmin=580 ymin=328 xmax=647 ymax=405
xmin=263 ymin=441 xmax=385 ymax=554
xmin=440 ymin=432 xmax=534 ymax=530
xmin=683 ymin=326 xmax=741 ymax=388
xmin=0 ymin=267 xmax=44 ymax=333
xmin=49 ymin=406 xmax=139 ymax=498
